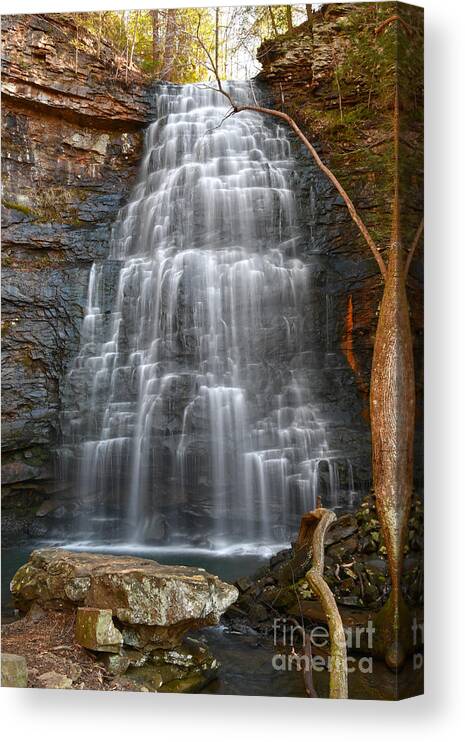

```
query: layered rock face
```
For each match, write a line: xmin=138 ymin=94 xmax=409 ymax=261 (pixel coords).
xmin=1 ymin=14 xmax=152 ymax=532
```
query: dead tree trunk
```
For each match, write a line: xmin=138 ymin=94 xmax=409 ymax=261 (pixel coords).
xmin=305 ymin=509 xmax=348 ymax=699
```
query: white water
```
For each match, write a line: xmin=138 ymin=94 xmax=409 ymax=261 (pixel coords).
xmin=61 ymin=83 xmax=355 ymax=548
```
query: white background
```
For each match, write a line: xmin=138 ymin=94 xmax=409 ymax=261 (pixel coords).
xmin=1 ymin=0 xmax=464 ymax=739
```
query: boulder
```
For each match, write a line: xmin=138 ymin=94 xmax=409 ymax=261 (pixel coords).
xmin=11 ymin=549 xmax=238 ymax=648
xmin=325 ymin=513 xmax=358 ymax=546
xmin=1 ymin=653 xmax=28 ymax=687
xmin=126 ymin=637 xmax=219 ymax=693
xmin=75 ymin=607 xmax=123 ymax=652
xmin=100 ymin=654 xmax=131 ymax=676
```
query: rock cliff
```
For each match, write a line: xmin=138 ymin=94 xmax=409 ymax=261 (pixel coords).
xmin=1 ymin=14 xmax=153 ymax=527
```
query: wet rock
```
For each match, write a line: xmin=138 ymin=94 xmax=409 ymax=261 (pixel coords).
xmin=260 ymin=585 xmax=280 ymax=605
xmin=35 ymin=499 xmax=61 ymax=517
xmin=326 ymin=535 xmax=358 ymax=562
xmin=325 ymin=513 xmax=358 ymax=546
xmin=270 ymin=548 xmax=292 ymax=569
xmin=1 ymin=652 xmax=28 ymax=687
xmin=273 ymin=544 xmax=312 ymax=586
xmin=151 ymin=637 xmax=217 ymax=671
xmin=126 ymin=637 xmax=219 ymax=693
xmin=236 ymin=576 xmax=253 ymax=593
xmin=119 ymin=623 xmax=199 ymax=650
xmin=75 ymin=607 xmax=123 ymax=653
xmin=249 ymin=603 xmax=268 ymax=623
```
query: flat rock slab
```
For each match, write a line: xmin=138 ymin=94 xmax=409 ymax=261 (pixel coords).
xmin=11 ymin=549 xmax=238 ymax=636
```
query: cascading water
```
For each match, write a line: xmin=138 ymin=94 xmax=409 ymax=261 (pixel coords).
xmin=60 ymin=83 xmax=357 ymax=550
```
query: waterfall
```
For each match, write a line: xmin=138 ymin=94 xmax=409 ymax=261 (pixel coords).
xmin=60 ymin=83 xmax=356 ymax=549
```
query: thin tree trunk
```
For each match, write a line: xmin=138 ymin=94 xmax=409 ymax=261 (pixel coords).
xmin=128 ymin=11 xmax=140 ymax=71
xmin=97 ymin=12 xmax=102 ymax=59
xmin=124 ymin=12 xmax=129 ymax=83
xmin=286 ymin=5 xmax=293 ymax=33
xmin=75 ymin=23 xmax=79 ymax=74
xmin=335 ymin=66 xmax=343 ymax=123
xmin=306 ymin=4 xmax=313 ymax=24
xmin=223 ymin=36 xmax=228 ymax=79
xmin=215 ymin=7 xmax=220 ymax=77
xmin=268 ymin=6 xmax=279 ymax=37
xmin=151 ymin=9 xmax=160 ymax=73
xmin=161 ymin=9 xmax=177 ymax=81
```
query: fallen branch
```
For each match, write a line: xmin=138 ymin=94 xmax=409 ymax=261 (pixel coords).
xmin=305 ymin=508 xmax=348 ymax=699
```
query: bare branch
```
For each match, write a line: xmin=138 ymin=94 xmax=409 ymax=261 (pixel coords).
xmin=404 ymin=217 xmax=424 ymax=278
xmin=304 ymin=508 xmax=348 ymax=699
xmin=375 ymin=14 xmax=414 ymax=37
xmin=204 ymin=106 xmax=236 ymax=135
xmin=229 ymin=100 xmax=386 ymax=276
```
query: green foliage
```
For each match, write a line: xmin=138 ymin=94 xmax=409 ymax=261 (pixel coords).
xmin=336 ymin=3 xmax=398 ymax=113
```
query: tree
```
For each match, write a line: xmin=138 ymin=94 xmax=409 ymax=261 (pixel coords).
xmin=127 ymin=10 xmax=141 ymax=80
xmin=161 ymin=9 xmax=177 ymax=81
xmin=286 ymin=5 xmax=293 ymax=33
xmin=151 ymin=9 xmax=160 ymax=72
xmin=215 ymin=7 xmax=220 ymax=75
xmin=268 ymin=6 xmax=279 ymax=37
xmin=192 ymin=12 xmax=422 ymax=671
